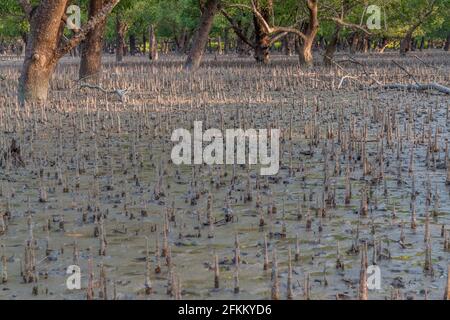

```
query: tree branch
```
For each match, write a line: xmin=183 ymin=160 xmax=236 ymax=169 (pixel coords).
xmin=55 ymin=0 xmax=121 ymax=60
xmin=327 ymin=17 xmax=371 ymax=35
xmin=269 ymin=31 xmax=289 ymax=45
xmin=226 ymin=1 xmax=307 ymax=40
xmin=221 ymin=9 xmax=256 ymax=49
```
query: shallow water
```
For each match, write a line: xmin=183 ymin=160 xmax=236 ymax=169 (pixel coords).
xmin=0 ymin=53 xmax=449 ymax=300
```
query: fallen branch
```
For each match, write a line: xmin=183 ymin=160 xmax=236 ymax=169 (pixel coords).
xmin=79 ymin=83 xmax=129 ymax=102
xmin=392 ymin=60 xmax=419 ymax=85
xmin=378 ymin=59 xmax=450 ymax=94
xmin=324 ymin=54 xmax=381 ymax=88
xmin=375 ymin=83 xmax=450 ymax=95
xmin=338 ymin=75 xmax=359 ymax=89
xmin=338 ymin=56 xmax=382 ymax=86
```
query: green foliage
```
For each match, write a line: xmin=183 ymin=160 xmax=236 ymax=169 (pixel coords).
xmin=0 ymin=0 xmax=448 ymax=44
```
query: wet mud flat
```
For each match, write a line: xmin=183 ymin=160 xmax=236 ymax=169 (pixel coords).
xmin=0 ymin=52 xmax=449 ymax=300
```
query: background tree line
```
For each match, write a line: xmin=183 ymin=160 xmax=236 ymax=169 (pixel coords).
xmin=0 ymin=0 xmax=448 ymax=103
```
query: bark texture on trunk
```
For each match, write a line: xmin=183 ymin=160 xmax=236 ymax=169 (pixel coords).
xmin=79 ymin=0 xmax=108 ymax=81
xmin=116 ymin=15 xmax=127 ymax=63
xmin=298 ymin=0 xmax=318 ymax=66
xmin=253 ymin=0 xmax=273 ymax=64
xmin=18 ymin=0 xmax=69 ymax=104
xmin=149 ymin=24 xmax=158 ymax=61
xmin=184 ymin=0 xmax=221 ymax=70
xmin=18 ymin=0 xmax=120 ymax=103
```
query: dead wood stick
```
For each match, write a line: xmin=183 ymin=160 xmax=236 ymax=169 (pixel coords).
xmin=79 ymin=82 xmax=129 ymax=102
xmin=379 ymin=83 xmax=450 ymax=95
xmin=339 ymin=56 xmax=382 ymax=85
xmin=392 ymin=60 xmax=420 ymax=85
xmin=412 ymin=55 xmax=440 ymax=71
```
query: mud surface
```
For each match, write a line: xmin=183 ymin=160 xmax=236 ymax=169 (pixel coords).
xmin=0 ymin=52 xmax=449 ymax=300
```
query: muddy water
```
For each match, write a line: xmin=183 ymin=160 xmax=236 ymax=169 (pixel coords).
xmin=0 ymin=54 xmax=449 ymax=300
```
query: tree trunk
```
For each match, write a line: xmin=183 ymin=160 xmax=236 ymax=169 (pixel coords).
xmin=115 ymin=15 xmax=127 ymax=63
xmin=18 ymin=0 xmax=69 ymax=104
xmin=445 ymin=33 xmax=450 ymax=51
xmin=420 ymin=36 xmax=425 ymax=51
xmin=350 ymin=33 xmax=359 ymax=54
xmin=142 ymin=31 xmax=147 ymax=54
xmin=298 ymin=0 xmax=318 ymax=66
xmin=378 ymin=37 xmax=389 ymax=53
xmin=400 ymin=32 xmax=412 ymax=55
xmin=223 ymin=28 xmax=230 ymax=54
xmin=79 ymin=0 xmax=108 ymax=82
xmin=323 ymin=25 xmax=341 ymax=66
xmin=299 ymin=38 xmax=314 ymax=66
xmin=217 ymin=36 xmax=223 ymax=55
xmin=129 ymin=34 xmax=137 ymax=55
xmin=253 ymin=0 xmax=272 ymax=64
xmin=283 ymin=34 xmax=295 ymax=56
xmin=149 ymin=24 xmax=158 ymax=61
xmin=236 ymin=37 xmax=249 ymax=56
xmin=185 ymin=0 xmax=220 ymax=70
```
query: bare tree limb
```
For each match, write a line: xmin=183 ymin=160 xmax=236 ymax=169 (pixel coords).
xmin=327 ymin=17 xmax=371 ymax=35
xmin=413 ymin=54 xmax=442 ymax=72
xmin=392 ymin=60 xmax=420 ymax=85
xmin=79 ymin=82 xmax=129 ymax=102
xmin=338 ymin=56 xmax=382 ymax=85
xmin=375 ymin=83 xmax=450 ymax=95
xmin=226 ymin=1 xmax=307 ymax=40
xmin=220 ymin=9 xmax=256 ymax=49
xmin=269 ymin=32 xmax=289 ymax=45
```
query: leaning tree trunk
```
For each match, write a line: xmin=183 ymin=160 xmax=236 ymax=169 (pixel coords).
xmin=149 ymin=24 xmax=158 ymax=61
xmin=115 ymin=15 xmax=127 ymax=63
xmin=18 ymin=0 xmax=69 ymax=104
xmin=323 ymin=24 xmax=341 ymax=66
xmin=185 ymin=0 xmax=220 ymax=70
xmin=79 ymin=0 xmax=108 ymax=81
xmin=298 ymin=0 xmax=319 ymax=66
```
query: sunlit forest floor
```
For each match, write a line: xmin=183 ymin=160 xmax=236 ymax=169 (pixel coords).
xmin=0 ymin=51 xmax=449 ymax=299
